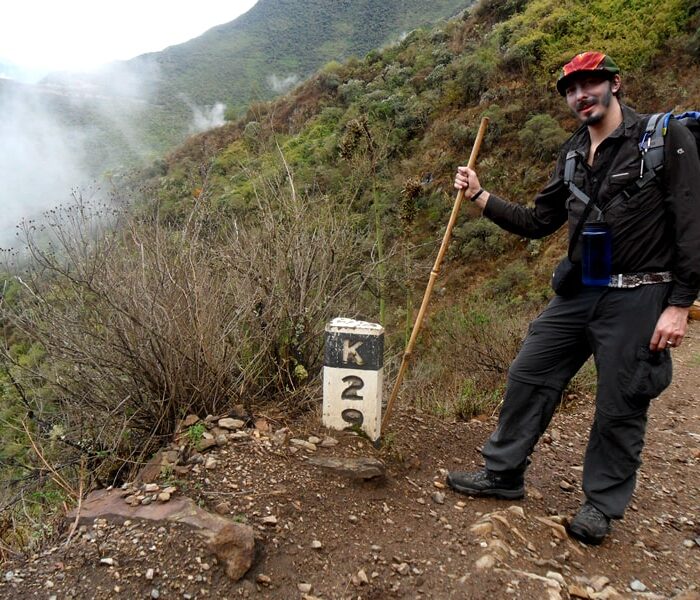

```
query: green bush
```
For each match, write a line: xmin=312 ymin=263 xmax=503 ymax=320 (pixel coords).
xmin=452 ymin=218 xmax=508 ymax=261
xmin=518 ymin=114 xmax=569 ymax=161
xmin=494 ymin=0 xmax=687 ymax=80
xmin=486 ymin=260 xmax=532 ymax=298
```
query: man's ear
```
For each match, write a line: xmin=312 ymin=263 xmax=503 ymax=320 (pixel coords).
xmin=610 ymin=74 xmax=622 ymax=94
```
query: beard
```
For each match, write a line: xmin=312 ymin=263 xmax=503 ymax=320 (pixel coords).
xmin=575 ymin=84 xmax=614 ymax=126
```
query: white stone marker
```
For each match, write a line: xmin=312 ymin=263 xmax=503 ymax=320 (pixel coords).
xmin=323 ymin=318 xmax=384 ymax=442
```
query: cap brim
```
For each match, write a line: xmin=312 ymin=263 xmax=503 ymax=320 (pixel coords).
xmin=556 ymin=69 xmax=616 ymax=96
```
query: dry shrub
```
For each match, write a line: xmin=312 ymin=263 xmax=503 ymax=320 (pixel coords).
xmin=2 ymin=172 xmax=368 ymax=483
xmin=408 ymin=297 xmax=536 ymax=419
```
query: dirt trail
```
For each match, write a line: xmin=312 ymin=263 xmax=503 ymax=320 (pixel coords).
xmin=2 ymin=323 xmax=699 ymax=600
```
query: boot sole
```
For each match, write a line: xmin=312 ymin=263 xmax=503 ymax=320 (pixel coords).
xmin=446 ymin=475 xmax=524 ymax=500
xmin=566 ymin=522 xmax=608 ymax=545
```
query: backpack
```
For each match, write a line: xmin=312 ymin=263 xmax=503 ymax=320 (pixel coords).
xmin=640 ymin=111 xmax=700 ymax=178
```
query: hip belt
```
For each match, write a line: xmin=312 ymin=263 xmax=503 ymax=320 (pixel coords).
xmin=606 ymin=271 xmax=672 ymax=289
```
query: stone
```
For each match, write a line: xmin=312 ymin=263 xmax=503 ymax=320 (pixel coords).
xmin=559 ymin=480 xmax=575 ymax=492
xmin=218 ymin=418 xmax=245 ymax=430
xmin=143 ymin=483 xmax=160 ymax=493
xmin=308 ymin=436 xmax=322 ymax=445
xmin=198 ymin=438 xmax=218 ymax=452
xmin=100 ymin=558 xmax=115 ymax=566
xmin=290 ymin=438 xmax=317 ymax=452
xmin=546 ymin=571 xmax=566 ymax=585
xmin=187 ymin=453 xmax=204 ymax=465
xmin=262 ymin=516 xmax=278 ymax=526
xmin=162 ymin=450 xmax=179 ymax=465
xmin=311 ymin=540 xmax=323 ymax=549
xmin=298 ymin=583 xmax=312 ymax=593
xmin=151 ymin=589 xmax=160 ymax=599
xmin=272 ymin=428 xmax=290 ymax=445
xmin=67 ymin=489 xmax=255 ymax=581
xmin=157 ymin=492 xmax=171 ymax=503
xmin=475 ymin=554 xmax=496 ymax=570
xmin=145 ymin=568 xmax=154 ymax=580
xmin=183 ymin=414 xmax=200 ymax=427
xmin=256 ymin=574 xmax=271 ymax=585
xmin=204 ymin=456 xmax=217 ymax=469
xmin=589 ymin=575 xmax=610 ymax=592
xmin=629 ymin=580 xmax=647 ymax=592
xmin=230 ymin=430 xmax=249 ymax=440
xmin=529 ymin=487 xmax=544 ymax=500
xmin=396 ymin=563 xmax=410 ymax=576
xmin=306 ymin=456 xmax=385 ymax=480
xmin=320 ymin=436 xmax=339 ymax=448
xmin=469 ymin=521 xmax=493 ymax=536
xmin=207 ymin=523 xmax=256 ymax=581
xmin=432 ymin=492 xmax=445 ymax=505
xmin=356 ymin=569 xmax=369 ymax=585
xmin=214 ymin=501 xmax=231 ymax=515
xmin=134 ymin=452 xmax=165 ymax=484
xmin=591 ymin=587 xmax=622 ymax=600
xmin=215 ymin=434 xmax=229 ymax=447
xmin=568 ymin=584 xmax=592 ymax=598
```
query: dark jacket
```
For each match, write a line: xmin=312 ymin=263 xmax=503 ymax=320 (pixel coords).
xmin=483 ymin=104 xmax=700 ymax=307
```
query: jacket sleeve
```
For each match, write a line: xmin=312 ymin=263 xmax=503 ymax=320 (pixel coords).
xmin=482 ymin=151 xmax=569 ymax=239
xmin=663 ymin=119 xmax=700 ymax=306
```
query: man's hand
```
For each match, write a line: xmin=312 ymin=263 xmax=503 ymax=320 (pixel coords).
xmin=454 ymin=166 xmax=481 ymax=196
xmin=454 ymin=166 xmax=490 ymax=208
xmin=649 ymin=305 xmax=690 ymax=352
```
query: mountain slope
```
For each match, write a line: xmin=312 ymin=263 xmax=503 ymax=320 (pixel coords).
xmin=135 ymin=0 xmax=472 ymax=111
xmin=40 ymin=0 xmax=472 ymax=160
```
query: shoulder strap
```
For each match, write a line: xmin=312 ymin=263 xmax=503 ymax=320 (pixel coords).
xmin=639 ymin=112 xmax=668 ymax=175
xmin=563 ymin=150 xmax=604 ymax=212
xmin=563 ymin=151 xmax=602 ymax=260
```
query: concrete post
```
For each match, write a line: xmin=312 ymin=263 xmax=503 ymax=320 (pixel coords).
xmin=323 ymin=318 xmax=384 ymax=442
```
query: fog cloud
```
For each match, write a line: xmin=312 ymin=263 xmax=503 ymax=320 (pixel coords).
xmin=186 ymin=101 xmax=227 ymax=133
xmin=0 ymin=84 xmax=90 ymax=245
xmin=0 ymin=61 xmax=163 ymax=247
xmin=267 ymin=74 xmax=299 ymax=94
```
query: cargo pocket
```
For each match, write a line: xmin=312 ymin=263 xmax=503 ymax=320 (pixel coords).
xmin=625 ymin=347 xmax=672 ymax=405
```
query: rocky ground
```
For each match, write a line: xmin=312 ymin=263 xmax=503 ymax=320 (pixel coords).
xmin=1 ymin=321 xmax=699 ymax=600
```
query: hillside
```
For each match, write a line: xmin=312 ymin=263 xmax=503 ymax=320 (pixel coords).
xmin=2 ymin=321 xmax=699 ymax=598
xmin=1 ymin=0 xmax=699 ymax=583
xmin=37 ymin=0 xmax=471 ymax=165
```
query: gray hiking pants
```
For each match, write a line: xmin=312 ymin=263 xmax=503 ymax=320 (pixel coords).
xmin=483 ymin=283 xmax=672 ymax=518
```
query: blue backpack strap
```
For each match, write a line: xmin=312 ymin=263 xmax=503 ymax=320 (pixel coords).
xmin=639 ymin=112 xmax=669 ymax=176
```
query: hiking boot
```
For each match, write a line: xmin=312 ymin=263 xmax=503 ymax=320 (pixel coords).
xmin=567 ymin=502 xmax=611 ymax=545
xmin=446 ymin=468 xmax=525 ymax=499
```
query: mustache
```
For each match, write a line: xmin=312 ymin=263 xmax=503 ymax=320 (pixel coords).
xmin=576 ymin=98 xmax=598 ymax=111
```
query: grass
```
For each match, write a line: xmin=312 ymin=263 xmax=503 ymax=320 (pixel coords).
xmin=187 ymin=423 xmax=207 ymax=447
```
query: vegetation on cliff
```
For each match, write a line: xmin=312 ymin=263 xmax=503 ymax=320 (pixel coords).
xmin=1 ymin=0 xmax=698 ymax=554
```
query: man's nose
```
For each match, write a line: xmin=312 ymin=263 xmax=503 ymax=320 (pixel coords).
xmin=574 ymin=84 xmax=588 ymax=100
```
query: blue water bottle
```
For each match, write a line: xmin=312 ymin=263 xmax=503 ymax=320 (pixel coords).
xmin=581 ymin=222 xmax=612 ymax=286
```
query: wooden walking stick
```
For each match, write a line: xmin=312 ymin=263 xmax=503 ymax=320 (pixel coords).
xmin=380 ymin=116 xmax=489 ymax=435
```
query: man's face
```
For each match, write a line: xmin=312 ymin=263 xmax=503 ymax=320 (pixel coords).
xmin=564 ymin=75 xmax=616 ymax=126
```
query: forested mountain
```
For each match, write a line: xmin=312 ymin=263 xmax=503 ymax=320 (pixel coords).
xmin=1 ymin=0 xmax=698 ymax=557
xmin=37 ymin=0 xmax=471 ymax=165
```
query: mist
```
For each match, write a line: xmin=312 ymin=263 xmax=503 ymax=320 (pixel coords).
xmin=267 ymin=74 xmax=299 ymax=94
xmin=0 ymin=83 xmax=91 ymax=245
xmin=0 ymin=57 xmax=228 ymax=248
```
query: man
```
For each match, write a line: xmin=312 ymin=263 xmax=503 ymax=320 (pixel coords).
xmin=447 ymin=51 xmax=700 ymax=545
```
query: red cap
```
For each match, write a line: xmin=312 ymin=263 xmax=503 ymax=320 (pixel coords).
xmin=556 ymin=52 xmax=620 ymax=95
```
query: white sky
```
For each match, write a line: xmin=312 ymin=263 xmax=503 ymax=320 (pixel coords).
xmin=0 ymin=0 xmax=258 ymax=73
